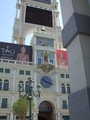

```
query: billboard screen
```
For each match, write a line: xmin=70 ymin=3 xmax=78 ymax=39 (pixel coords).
xmin=0 ymin=42 xmax=32 ymax=62
xmin=25 ymin=6 xmax=53 ymax=27
xmin=56 ymin=50 xmax=68 ymax=67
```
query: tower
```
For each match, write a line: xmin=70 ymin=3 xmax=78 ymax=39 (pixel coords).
xmin=0 ymin=0 xmax=70 ymax=120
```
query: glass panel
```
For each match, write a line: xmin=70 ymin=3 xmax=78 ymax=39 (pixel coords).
xmin=60 ymin=74 xmax=64 ymax=78
xmin=66 ymin=74 xmax=69 ymax=78
xmin=0 ymin=79 xmax=2 ymax=90
xmin=3 ymin=83 xmax=9 ymax=91
xmin=2 ymin=98 xmax=7 ymax=108
xmin=38 ymin=58 xmax=42 ymax=64
xmin=50 ymin=59 xmax=53 ymax=64
xmin=67 ymin=84 xmax=71 ymax=94
xmin=5 ymin=69 xmax=10 ymax=73
xmin=0 ymin=82 xmax=2 ymax=90
xmin=19 ymin=70 xmax=24 ymax=75
xmin=62 ymin=84 xmax=66 ymax=93
xmin=26 ymin=71 xmax=30 ymax=75
xmin=63 ymin=100 xmax=67 ymax=109
xmin=0 ymin=68 xmax=3 ymax=73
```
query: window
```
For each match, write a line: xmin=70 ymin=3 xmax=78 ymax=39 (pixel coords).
xmin=38 ymin=58 xmax=42 ymax=64
xmin=61 ymin=84 xmax=66 ymax=94
xmin=5 ymin=69 xmax=10 ymax=73
xmin=0 ymin=79 xmax=2 ymax=90
xmin=3 ymin=80 xmax=9 ymax=91
xmin=66 ymin=74 xmax=69 ymax=78
xmin=50 ymin=59 xmax=53 ymax=64
xmin=62 ymin=100 xmax=67 ymax=109
xmin=25 ymin=81 xmax=29 ymax=93
xmin=19 ymin=70 xmax=24 ymax=75
xmin=67 ymin=84 xmax=71 ymax=94
xmin=2 ymin=98 xmax=8 ymax=108
xmin=60 ymin=74 xmax=64 ymax=78
xmin=26 ymin=71 xmax=30 ymax=75
xmin=0 ymin=68 xmax=3 ymax=73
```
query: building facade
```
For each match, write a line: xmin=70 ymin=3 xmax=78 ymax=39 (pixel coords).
xmin=0 ymin=0 xmax=70 ymax=120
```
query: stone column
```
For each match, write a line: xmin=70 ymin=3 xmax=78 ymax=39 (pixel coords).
xmin=10 ymin=113 xmax=13 ymax=120
xmin=34 ymin=50 xmax=37 ymax=65
xmin=60 ymin=0 xmax=90 ymax=120
xmin=7 ymin=114 xmax=10 ymax=120
xmin=55 ymin=74 xmax=59 ymax=92
xmin=13 ymin=68 xmax=16 ymax=91
xmin=56 ymin=113 xmax=61 ymax=120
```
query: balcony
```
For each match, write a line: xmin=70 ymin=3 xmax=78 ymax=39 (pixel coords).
xmin=0 ymin=58 xmax=33 ymax=65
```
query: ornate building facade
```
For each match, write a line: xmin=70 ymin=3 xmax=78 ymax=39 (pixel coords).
xmin=0 ymin=0 xmax=70 ymax=120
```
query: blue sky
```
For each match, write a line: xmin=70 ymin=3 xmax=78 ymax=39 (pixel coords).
xmin=0 ymin=0 xmax=63 ymax=45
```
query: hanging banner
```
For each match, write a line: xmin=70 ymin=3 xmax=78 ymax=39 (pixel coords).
xmin=56 ymin=50 xmax=68 ymax=67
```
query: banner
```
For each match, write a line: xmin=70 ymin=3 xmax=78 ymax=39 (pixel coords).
xmin=0 ymin=42 xmax=32 ymax=62
xmin=56 ymin=50 xmax=68 ymax=67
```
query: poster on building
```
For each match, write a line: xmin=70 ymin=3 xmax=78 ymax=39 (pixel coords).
xmin=0 ymin=42 xmax=32 ymax=62
xmin=56 ymin=50 xmax=68 ymax=67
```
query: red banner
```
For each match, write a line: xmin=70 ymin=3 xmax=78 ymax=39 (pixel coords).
xmin=56 ymin=50 xmax=68 ymax=67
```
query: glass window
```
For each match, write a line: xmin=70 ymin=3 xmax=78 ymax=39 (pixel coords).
xmin=67 ymin=84 xmax=71 ymax=94
xmin=26 ymin=71 xmax=30 ymax=75
xmin=61 ymin=84 xmax=66 ymax=94
xmin=50 ymin=59 xmax=53 ymax=64
xmin=0 ymin=79 xmax=2 ymax=90
xmin=38 ymin=58 xmax=42 ymax=64
xmin=25 ymin=81 xmax=29 ymax=93
xmin=5 ymin=69 xmax=10 ymax=73
xmin=19 ymin=70 xmax=24 ymax=75
xmin=62 ymin=100 xmax=67 ymax=109
xmin=60 ymin=74 xmax=65 ymax=78
xmin=0 ymin=68 xmax=3 ymax=73
xmin=66 ymin=74 xmax=69 ymax=78
xmin=2 ymin=98 xmax=8 ymax=108
xmin=3 ymin=80 xmax=9 ymax=91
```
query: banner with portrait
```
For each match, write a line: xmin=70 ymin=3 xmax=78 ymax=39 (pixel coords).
xmin=0 ymin=42 xmax=32 ymax=62
xmin=56 ymin=50 xmax=68 ymax=67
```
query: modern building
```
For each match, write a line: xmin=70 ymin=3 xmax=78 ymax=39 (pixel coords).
xmin=0 ymin=0 xmax=70 ymax=120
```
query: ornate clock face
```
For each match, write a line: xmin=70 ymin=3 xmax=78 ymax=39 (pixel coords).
xmin=40 ymin=76 xmax=53 ymax=88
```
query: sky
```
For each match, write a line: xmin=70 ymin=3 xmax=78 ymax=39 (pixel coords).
xmin=0 ymin=0 xmax=63 ymax=45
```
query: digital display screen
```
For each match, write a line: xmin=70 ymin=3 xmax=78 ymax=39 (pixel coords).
xmin=33 ymin=0 xmax=51 ymax=4
xmin=0 ymin=42 xmax=32 ymax=62
xmin=25 ymin=6 xmax=53 ymax=27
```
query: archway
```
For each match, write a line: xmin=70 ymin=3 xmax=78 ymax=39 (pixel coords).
xmin=38 ymin=101 xmax=55 ymax=120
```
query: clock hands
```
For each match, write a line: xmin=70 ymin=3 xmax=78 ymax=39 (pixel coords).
xmin=42 ymin=78 xmax=54 ymax=85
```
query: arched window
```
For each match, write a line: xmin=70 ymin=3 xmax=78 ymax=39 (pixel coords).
xmin=19 ymin=81 xmax=24 ymax=92
xmin=25 ymin=81 xmax=29 ymax=93
xmin=3 ymin=80 xmax=9 ymax=91
xmin=67 ymin=84 xmax=71 ymax=94
xmin=0 ymin=79 xmax=2 ymax=90
xmin=61 ymin=84 xmax=66 ymax=94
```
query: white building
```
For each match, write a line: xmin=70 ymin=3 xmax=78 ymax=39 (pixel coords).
xmin=0 ymin=0 xmax=70 ymax=120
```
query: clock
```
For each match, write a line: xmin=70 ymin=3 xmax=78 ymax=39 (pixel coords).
xmin=40 ymin=76 xmax=53 ymax=88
